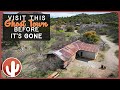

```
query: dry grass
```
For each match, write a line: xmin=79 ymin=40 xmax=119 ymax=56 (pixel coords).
xmin=96 ymin=52 xmax=105 ymax=62
xmin=58 ymin=60 xmax=97 ymax=78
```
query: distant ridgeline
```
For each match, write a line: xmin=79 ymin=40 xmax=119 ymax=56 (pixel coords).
xmin=51 ymin=12 xmax=118 ymax=25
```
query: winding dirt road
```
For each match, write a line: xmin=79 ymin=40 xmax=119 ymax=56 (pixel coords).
xmin=100 ymin=35 xmax=119 ymax=71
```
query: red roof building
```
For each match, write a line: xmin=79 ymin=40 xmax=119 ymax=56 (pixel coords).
xmin=52 ymin=40 xmax=99 ymax=61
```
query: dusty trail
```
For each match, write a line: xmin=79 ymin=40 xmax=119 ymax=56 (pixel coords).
xmin=100 ymin=35 xmax=119 ymax=71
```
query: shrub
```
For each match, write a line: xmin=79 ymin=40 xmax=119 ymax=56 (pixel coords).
xmin=82 ymin=31 xmax=100 ymax=44
xmin=2 ymin=50 xmax=13 ymax=62
xmin=55 ymin=25 xmax=61 ymax=31
xmin=96 ymin=53 xmax=104 ymax=62
xmin=32 ymin=41 xmax=49 ymax=53
xmin=56 ymin=30 xmax=64 ymax=33
xmin=66 ymin=26 xmax=74 ymax=32
xmin=34 ymin=56 xmax=63 ymax=74
xmin=2 ymin=41 xmax=20 ymax=50
xmin=115 ymin=50 xmax=118 ymax=58
xmin=101 ymin=43 xmax=110 ymax=51
xmin=75 ymin=26 xmax=80 ymax=30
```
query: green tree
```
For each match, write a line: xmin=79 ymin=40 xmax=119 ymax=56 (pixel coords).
xmin=83 ymin=31 xmax=100 ymax=44
xmin=66 ymin=26 xmax=74 ymax=32
xmin=75 ymin=26 xmax=80 ymax=30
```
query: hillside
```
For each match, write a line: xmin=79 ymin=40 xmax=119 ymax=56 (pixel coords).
xmin=51 ymin=12 xmax=118 ymax=44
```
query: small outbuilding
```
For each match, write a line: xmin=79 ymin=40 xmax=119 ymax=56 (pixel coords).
xmin=76 ymin=24 xmax=81 ymax=26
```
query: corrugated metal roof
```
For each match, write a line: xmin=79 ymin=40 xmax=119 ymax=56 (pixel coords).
xmin=52 ymin=40 xmax=99 ymax=61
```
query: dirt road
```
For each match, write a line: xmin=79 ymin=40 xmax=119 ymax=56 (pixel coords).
xmin=100 ymin=35 xmax=119 ymax=71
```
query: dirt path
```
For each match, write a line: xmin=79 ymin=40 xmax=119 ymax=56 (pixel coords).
xmin=100 ymin=35 xmax=119 ymax=71
xmin=74 ymin=30 xmax=78 ymax=34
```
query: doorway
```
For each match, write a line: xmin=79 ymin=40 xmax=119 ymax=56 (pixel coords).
xmin=75 ymin=50 xmax=83 ymax=59
xmin=75 ymin=50 xmax=90 ymax=62
xmin=80 ymin=52 xmax=83 ymax=57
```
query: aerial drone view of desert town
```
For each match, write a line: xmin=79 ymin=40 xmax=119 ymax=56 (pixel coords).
xmin=1 ymin=11 xmax=119 ymax=78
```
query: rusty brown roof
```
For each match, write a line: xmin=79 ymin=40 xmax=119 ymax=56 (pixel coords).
xmin=52 ymin=40 xmax=99 ymax=61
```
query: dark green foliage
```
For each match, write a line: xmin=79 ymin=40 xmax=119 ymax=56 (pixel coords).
xmin=107 ymin=24 xmax=118 ymax=44
xmin=2 ymin=40 xmax=20 ymax=50
xmin=75 ymin=26 xmax=80 ymax=30
xmin=51 ymin=13 xmax=118 ymax=26
xmin=97 ymin=27 xmax=108 ymax=35
xmin=66 ymin=26 xmax=74 ymax=32
xmin=115 ymin=50 xmax=118 ymax=58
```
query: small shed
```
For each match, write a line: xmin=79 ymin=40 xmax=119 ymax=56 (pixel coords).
xmin=76 ymin=24 xmax=81 ymax=26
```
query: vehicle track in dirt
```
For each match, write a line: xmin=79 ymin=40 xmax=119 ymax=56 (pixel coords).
xmin=100 ymin=35 xmax=119 ymax=71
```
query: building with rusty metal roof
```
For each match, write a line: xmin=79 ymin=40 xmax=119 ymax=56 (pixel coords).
xmin=47 ymin=40 xmax=99 ymax=68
